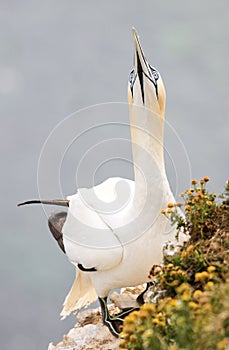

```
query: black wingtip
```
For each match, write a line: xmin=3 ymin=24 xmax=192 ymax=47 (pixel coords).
xmin=17 ymin=199 xmax=69 ymax=207
xmin=17 ymin=200 xmax=39 ymax=207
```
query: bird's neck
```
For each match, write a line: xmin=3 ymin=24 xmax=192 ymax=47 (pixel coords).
xmin=129 ymin=105 xmax=166 ymax=193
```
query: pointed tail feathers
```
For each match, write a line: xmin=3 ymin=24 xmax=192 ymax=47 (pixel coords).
xmin=60 ymin=269 xmax=97 ymax=319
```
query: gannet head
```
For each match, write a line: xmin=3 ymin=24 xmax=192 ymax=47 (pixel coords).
xmin=128 ymin=28 xmax=166 ymax=118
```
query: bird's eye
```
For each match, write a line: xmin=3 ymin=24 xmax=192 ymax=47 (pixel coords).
xmin=149 ymin=66 xmax=159 ymax=81
xmin=152 ymin=71 xmax=159 ymax=81
xmin=129 ymin=69 xmax=135 ymax=84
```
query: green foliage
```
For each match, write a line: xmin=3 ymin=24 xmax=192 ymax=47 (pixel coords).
xmin=120 ymin=281 xmax=229 ymax=349
xmin=162 ymin=176 xmax=219 ymax=240
xmin=120 ymin=178 xmax=229 ymax=350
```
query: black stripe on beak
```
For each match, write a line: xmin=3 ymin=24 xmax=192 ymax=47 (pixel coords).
xmin=136 ymin=51 xmax=145 ymax=104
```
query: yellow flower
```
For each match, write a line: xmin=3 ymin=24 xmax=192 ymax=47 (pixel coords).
xmin=168 ymin=202 xmax=174 ymax=208
xmin=119 ymin=340 xmax=127 ymax=348
xmin=170 ymin=270 xmax=177 ymax=276
xmin=143 ymin=329 xmax=153 ymax=338
xmin=179 ymin=270 xmax=187 ymax=277
xmin=196 ymin=191 xmax=204 ymax=198
xmin=195 ymin=272 xmax=201 ymax=282
xmin=127 ymin=310 xmax=139 ymax=320
xmin=187 ymin=190 xmax=193 ymax=195
xmin=193 ymin=290 xmax=203 ymax=299
xmin=125 ymin=316 xmax=136 ymax=324
xmin=169 ymin=299 xmax=178 ymax=307
xmin=161 ymin=209 xmax=166 ymax=214
xmin=139 ymin=310 xmax=149 ymax=320
xmin=217 ymin=339 xmax=229 ymax=350
xmin=205 ymin=281 xmax=214 ymax=289
xmin=170 ymin=280 xmax=180 ymax=287
xmin=201 ymin=271 xmax=209 ymax=280
xmin=203 ymin=176 xmax=210 ymax=182
xmin=129 ymin=334 xmax=138 ymax=342
xmin=191 ymin=179 xmax=197 ymax=185
xmin=167 ymin=208 xmax=173 ymax=214
xmin=195 ymin=271 xmax=209 ymax=282
xmin=185 ymin=205 xmax=191 ymax=211
xmin=152 ymin=315 xmax=165 ymax=327
xmin=194 ymin=273 xmax=202 ymax=281
xmin=176 ymin=283 xmax=191 ymax=294
xmin=186 ymin=245 xmax=194 ymax=253
xmin=152 ymin=317 xmax=159 ymax=324
xmin=181 ymin=290 xmax=191 ymax=301
xmin=123 ymin=323 xmax=136 ymax=333
xmin=167 ymin=263 xmax=174 ymax=268
xmin=206 ymin=200 xmax=212 ymax=206
xmin=142 ymin=303 xmax=156 ymax=313
xmin=207 ymin=265 xmax=216 ymax=273
xmin=189 ymin=301 xmax=198 ymax=309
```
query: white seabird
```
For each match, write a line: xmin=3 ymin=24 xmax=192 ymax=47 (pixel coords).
xmin=18 ymin=28 xmax=186 ymax=336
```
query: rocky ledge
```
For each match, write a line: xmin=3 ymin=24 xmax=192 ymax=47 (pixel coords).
xmin=48 ymin=286 xmax=144 ymax=350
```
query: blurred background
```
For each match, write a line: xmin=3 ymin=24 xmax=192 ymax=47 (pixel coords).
xmin=1 ymin=1 xmax=228 ymax=349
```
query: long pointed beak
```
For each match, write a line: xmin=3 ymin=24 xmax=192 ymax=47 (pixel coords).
xmin=132 ymin=27 xmax=150 ymax=78
xmin=17 ymin=199 xmax=69 ymax=207
xmin=132 ymin=28 xmax=151 ymax=104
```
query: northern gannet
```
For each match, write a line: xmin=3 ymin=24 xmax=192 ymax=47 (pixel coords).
xmin=18 ymin=28 xmax=186 ymax=336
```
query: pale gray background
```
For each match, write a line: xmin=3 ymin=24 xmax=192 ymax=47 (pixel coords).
xmin=1 ymin=1 xmax=228 ymax=349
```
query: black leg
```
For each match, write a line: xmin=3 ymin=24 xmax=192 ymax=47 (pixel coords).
xmin=98 ymin=284 xmax=154 ymax=337
xmin=136 ymin=282 xmax=154 ymax=305
xmin=98 ymin=297 xmax=139 ymax=337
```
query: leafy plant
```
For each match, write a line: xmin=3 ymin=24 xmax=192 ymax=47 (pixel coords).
xmin=120 ymin=178 xmax=229 ymax=350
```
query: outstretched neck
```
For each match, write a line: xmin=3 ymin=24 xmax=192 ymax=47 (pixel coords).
xmin=129 ymin=105 xmax=166 ymax=190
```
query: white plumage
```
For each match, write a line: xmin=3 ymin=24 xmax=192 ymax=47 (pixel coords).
xmin=18 ymin=28 xmax=186 ymax=336
xmin=61 ymin=173 xmax=180 ymax=316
